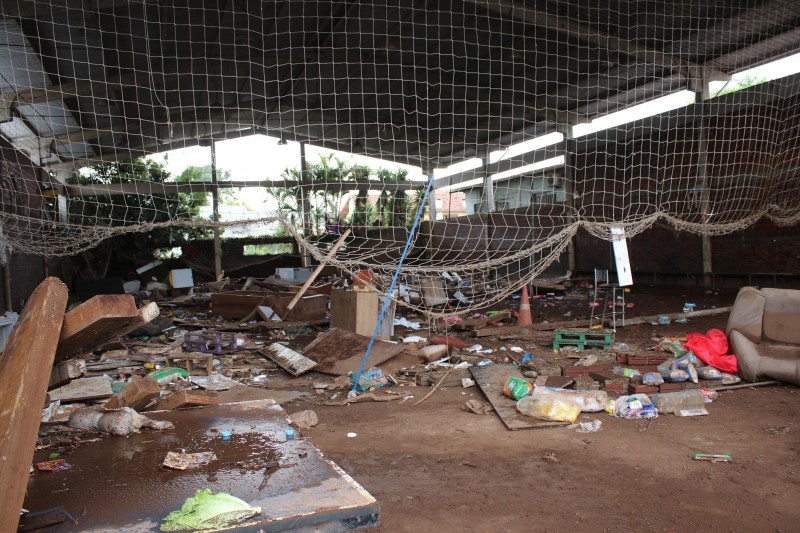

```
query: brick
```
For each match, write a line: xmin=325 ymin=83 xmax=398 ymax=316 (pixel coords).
xmin=628 ymin=383 xmax=658 ymax=395
xmin=659 ymin=383 xmax=684 ymax=392
xmin=627 ymin=355 xmax=669 ymax=366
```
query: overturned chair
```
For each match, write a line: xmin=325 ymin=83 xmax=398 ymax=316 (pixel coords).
xmin=727 ymin=287 xmax=800 ymax=385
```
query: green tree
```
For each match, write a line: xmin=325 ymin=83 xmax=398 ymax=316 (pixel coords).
xmin=66 ymin=157 xmax=210 ymax=278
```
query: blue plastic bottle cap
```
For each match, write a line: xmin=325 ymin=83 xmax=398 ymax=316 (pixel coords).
xmin=220 ymin=431 xmax=231 ymax=441
xmin=285 ymin=429 xmax=295 ymax=440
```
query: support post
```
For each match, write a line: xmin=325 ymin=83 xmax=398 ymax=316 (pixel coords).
xmin=299 ymin=142 xmax=313 ymax=267
xmin=210 ymin=140 xmax=223 ymax=281
xmin=695 ymin=78 xmax=713 ymax=287
xmin=481 ymin=152 xmax=494 ymax=278
xmin=564 ymin=138 xmax=577 ymax=273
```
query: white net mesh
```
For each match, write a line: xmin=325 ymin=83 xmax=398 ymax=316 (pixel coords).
xmin=0 ymin=1 xmax=799 ymax=316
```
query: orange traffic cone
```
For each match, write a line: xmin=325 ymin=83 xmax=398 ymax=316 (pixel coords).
xmin=517 ymin=285 xmax=532 ymax=326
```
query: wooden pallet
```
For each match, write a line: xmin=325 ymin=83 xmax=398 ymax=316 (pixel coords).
xmin=553 ymin=329 xmax=614 ymax=350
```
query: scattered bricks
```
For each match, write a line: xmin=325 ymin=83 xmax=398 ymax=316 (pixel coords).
xmin=615 ymin=352 xmax=628 ymax=364
xmin=590 ymin=371 xmax=626 ymax=386
xmin=636 ymin=365 xmax=660 ymax=374
xmin=628 ymin=383 xmax=659 ymax=395
xmin=659 ymin=382 xmax=684 ymax=393
xmin=562 ymin=365 xmax=604 ymax=376
xmin=684 ymin=381 xmax=703 ymax=390
xmin=627 ymin=355 xmax=669 ymax=366
xmin=544 ymin=376 xmax=574 ymax=389
xmin=603 ymin=382 xmax=625 ymax=394
xmin=534 ymin=365 xmax=563 ymax=377
xmin=574 ymin=374 xmax=601 ymax=391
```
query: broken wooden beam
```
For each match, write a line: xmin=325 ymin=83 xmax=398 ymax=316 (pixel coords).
xmin=0 ymin=277 xmax=68 ymax=533
xmin=104 ymin=376 xmax=161 ymax=411
xmin=56 ymin=295 xmax=140 ymax=359
xmin=149 ymin=389 xmax=219 ymax=411
xmin=48 ymin=358 xmax=86 ymax=389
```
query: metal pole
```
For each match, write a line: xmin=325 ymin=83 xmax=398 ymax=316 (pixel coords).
xmin=299 ymin=142 xmax=313 ymax=267
xmin=210 ymin=139 xmax=223 ymax=281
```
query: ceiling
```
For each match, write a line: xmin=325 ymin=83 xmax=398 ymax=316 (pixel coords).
xmin=1 ymin=0 xmax=799 ymax=173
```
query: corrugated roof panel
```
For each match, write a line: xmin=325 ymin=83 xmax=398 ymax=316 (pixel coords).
xmin=55 ymin=142 xmax=94 ymax=160
xmin=16 ymin=101 xmax=80 ymax=136
xmin=0 ymin=19 xmax=48 ymax=91
xmin=0 ymin=118 xmax=35 ymax=140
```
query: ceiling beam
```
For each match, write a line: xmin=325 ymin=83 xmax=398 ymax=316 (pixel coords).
xmin=464 ymin=0 xmax=727 ymax=80
xmin=670 ymin=0 xmax=800 ymax=69
xmin=63 ymin=179 xmax=425 ymax=196
xmin=706 ymin=26 xmax=800 ymax=73
xmin=435 ymin=144 xmax=563 ymax=188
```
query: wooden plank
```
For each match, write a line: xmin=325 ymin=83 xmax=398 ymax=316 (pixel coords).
xmin=148 ymin=389 xmax=219 ymax=411
xmin=469 ymin=363 xmax=567 ymax=431
xmin=48 ymin=359 xmax=86 ymax=389
xmin=47 ymin=376 xmax=113 ymax=402
xmin=0 ymin=277 xmax=68 ymax=533
xmin=260 ymin=343 xmax=318 ymax=376
xmin=473 ymin=324 xmax=534 ymax=337
xmin=622 ymin=306 xmax=733 ymax=326
xmin=104 ymin=377 xmax=161 ymax=410
xmin=56 ymin=295 xmax=140 ymax=359
xmin=303 ymin=327 xmax=405 ymax=376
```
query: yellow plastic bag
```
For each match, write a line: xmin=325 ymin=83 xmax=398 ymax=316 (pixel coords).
xmin=517 ymin=396 xmax=580 ymax=423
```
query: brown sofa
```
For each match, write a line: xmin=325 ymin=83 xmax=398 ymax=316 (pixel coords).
xmin=726 ymin=287 xmax=800 ymax=385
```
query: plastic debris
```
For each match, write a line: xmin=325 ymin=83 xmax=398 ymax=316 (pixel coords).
xmin=161 ymin=489 xmax=261 ymax=531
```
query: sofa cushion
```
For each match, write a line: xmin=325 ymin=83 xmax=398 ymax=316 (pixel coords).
xmin=761 ymin=288 xmax=800 ymax=344
xmin=726 ymin=287 xmax=765 ymax=343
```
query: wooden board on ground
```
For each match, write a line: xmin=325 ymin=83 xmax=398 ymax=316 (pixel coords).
xmin=470 ymin=363 xmax=568 ymax=431
xmin=0 ymin=277 xmax=68 ymax=533
xmin=149 ymin=389 xmax=219 ymax=411
xmin=56 ymin=295 xmax=141 ymax=359
xmin=303 ymin=327 xmax=406 ymax=375
xmin=47 ymin=376 xmax=113 ymax=402
xmin=473 ymin=324 xmax=534 ymax=337
xmin=260 ymin=343 xmax=317 ymax=376
xmin=189 ymin=374 xmax=239 ymax=391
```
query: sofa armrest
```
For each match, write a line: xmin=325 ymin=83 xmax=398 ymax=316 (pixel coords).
xmin=729 ymin=329 xmax=763 ymax=382
xmin=726 ymin=287 xmax=765 ymax=344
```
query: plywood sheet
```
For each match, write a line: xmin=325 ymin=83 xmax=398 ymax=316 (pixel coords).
xmin=470 ymin=363 xmax=567 ymax=431
xmin=303 ymin=327 xmax=405 ymax=375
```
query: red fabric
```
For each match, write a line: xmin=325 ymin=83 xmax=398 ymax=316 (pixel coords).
xmin=685 ymin=329 xmax=739 ymax=374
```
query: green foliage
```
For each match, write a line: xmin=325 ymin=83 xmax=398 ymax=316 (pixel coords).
xmin=66 ymin=157 xmax=212 ymax=276
xmin=266 ymin=155 xmax=417 ymax=234
xmin=714 ymin=74 xmax=769 ymax=97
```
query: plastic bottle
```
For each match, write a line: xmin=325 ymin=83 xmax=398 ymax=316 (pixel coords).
xmin=612 ymin=365 xmax=641 ymax=378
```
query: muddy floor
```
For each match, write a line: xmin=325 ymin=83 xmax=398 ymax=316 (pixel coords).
xmin=29 ymin=284 xmax=800 ymax=531
xmin=275 ymin=285 xmax=800 ymax=533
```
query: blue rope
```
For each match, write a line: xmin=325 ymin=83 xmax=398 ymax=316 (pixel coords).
xmin=349 ymin=174 xmax=436 ymax=395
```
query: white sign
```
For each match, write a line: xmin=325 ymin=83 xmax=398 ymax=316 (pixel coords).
xmin=610 ymin=226 xmax=633 ymax=287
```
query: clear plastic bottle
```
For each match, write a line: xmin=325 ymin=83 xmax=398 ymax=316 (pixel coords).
xmin=612 ymin=365 xmax=641 ymax=378
xmin=649 ymin=390 xmax=706 ymax=414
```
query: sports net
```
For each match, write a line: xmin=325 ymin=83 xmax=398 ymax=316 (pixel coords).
xmin=0 ymin=1 xmax=799 ymax=317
